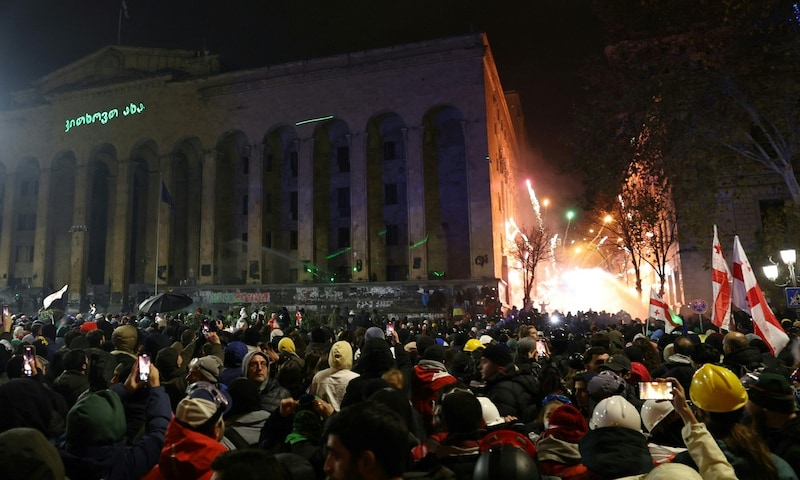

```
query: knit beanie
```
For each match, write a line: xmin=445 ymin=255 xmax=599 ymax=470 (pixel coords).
xmin=111 ymin=325 xmax=138 ymax=353
xmin=0 ymin=427 xmax=65 ymax=480
xmin=422 ymin=345 xmax=446 ymax=363
xmin=66 ymin=390 xmax=127 ymax=445
xmin=190 ymin=355 xmax=223 ymax=383
xmin=481 ymin=344 xmax=513 ymax=368
xmin=365 ymin=327 xmax=384 ymax=341
xmin=543 ymin=404 xmax=588 ymax=443
xmin=416 ymin=335 xmax=435 ymax=356
xmin=747 ymin=373 xmax=797 ymax=414
xmin=278 ymin=337 xmax=296 ymax=354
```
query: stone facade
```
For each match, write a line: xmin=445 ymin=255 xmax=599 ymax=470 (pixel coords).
xmin=0 ymin=33 xmax=527 ymax=314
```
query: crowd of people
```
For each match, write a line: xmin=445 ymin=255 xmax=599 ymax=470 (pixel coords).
xmin=1 ymin=304 xmax=800 ymax=480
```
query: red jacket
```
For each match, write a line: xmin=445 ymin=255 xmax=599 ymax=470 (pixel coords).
xmin=411 ymin=360 xmax=457 ymax=434
xmin=141 ymin=419 xmax=228 ymax=480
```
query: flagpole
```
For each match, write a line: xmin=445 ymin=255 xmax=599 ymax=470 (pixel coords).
xmin=155 ymin=171 xmax=161 ymax=296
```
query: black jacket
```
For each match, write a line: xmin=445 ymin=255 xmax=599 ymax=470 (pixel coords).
xmin=483 ymin=370 xmax=538 ymax=423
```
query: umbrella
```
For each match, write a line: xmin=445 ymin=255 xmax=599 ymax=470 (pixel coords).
xmin=138 ymin=292 xmax=194 ymax=314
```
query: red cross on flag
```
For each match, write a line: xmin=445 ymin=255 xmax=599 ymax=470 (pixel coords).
xmin=711 ymin=225 xmax=732 ymax=331
xmin=732 ymin=236 xmax=789 ymax=355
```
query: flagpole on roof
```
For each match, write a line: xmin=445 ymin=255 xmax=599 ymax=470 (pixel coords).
xmin=155 ymin=170 xmax=161 ymax=296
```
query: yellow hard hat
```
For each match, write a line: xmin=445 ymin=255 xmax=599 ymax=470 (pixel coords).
xmin=689 ymin=363 xmax=747 ymax=412
xmin=464 ymin=338 xmax=485 ymax=352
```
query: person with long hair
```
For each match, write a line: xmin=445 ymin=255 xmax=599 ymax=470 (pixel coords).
xmin=633 ymin=337 xmax=662 ymax=374
xmin=672 ymin=363 xmax=796 ymax=480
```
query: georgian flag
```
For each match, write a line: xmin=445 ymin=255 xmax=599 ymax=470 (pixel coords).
xmin=732 ymin=236 xmax=751 ymax=314
xmin=649 ymin=287 xmax=681 ymax=333
xmin=711 ymin=226 xmax=732 ymax=331
xmin=732 ymin=236 xmax=789 ymax=355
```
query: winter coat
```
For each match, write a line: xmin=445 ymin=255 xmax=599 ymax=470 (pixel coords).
xmin=242 ymin=350 xmax=292 ymax=414
xmin=483 ymin=370 xmax=538 ymax=423
xmin=52 ymin=369 xmax=89 ymax=408
xmin=309 ymin=341 xmax=359 ymax=411
xmin=722 ymin=347 xmax=764 ymax=377
xmin=537 ymin=435 xmax=591 ymax=479
xmin=411 ymin=360 xmax=457 ymax=434
xmin=141 ymin=418 xmax=228 ymax=480
xmin=221 ymin=409 xmax=270 ymax=450
xmin=579 ymin=427 xmax=653 ymax=479
xmin=58 ymin=384 xmax=171 ymax=480
xmin=673 ymin=431 xmax=797 ymax=480
xmin=761 ymin=415 xmax=800 ymax=477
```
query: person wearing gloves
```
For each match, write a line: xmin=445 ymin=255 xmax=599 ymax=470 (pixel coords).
xmin=57 ymin=360 xmax=171 ymax=480
xmin=672 ymin=364 xmax=796 ymax=480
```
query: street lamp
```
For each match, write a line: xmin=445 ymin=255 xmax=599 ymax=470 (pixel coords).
xmin=763 ymin=249 xmax=798 ymax=287
xmin=564 ymin=210 xmax=575 ymax=246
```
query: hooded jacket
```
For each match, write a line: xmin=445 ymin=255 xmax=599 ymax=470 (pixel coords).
xmin=579 ymin=427 xmax=654 ymax=479
xmin=722 ymin=347 xmax=765 ymax=377
xmin=58 ymin=384 xmax=171 ymax=480
xmin=411 ymin=359 xmax=457 ymax=434
xmin=141 ymin=418 xmax=228 ymax=480
xmin=242 ymin=350 xmax=290 ymax=413
xmin=309 ymin=341 xmax=359 ymax=411
xmin=219 ymin=341 xmax=248 ymax=386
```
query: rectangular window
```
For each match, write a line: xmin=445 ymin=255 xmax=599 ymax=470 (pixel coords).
xmin=265 ymin=152 xmax=273 ymax=172
xmin=290 ymin=151 xmax=298 ymax=177
xmin=242 ymin=156 xmax=249 ymax=174
xmin=337 ymin=146 xmax=350 ymax=172
xmin=290 ymin=192 xmax=298 ymax=220
xmin=264 ymin=193 xmax=271 ymax=214
xmin=337 ymin=188 xmax=350 ymax=217
xmin=15 ymin=245 xmax=33 ymax=263
xmin=16 ymin=213 xmax=35 ymax=231
xmin=385 ymin=224 xmax=399 ymax=246
xmin=242 ymin=195 xmax=249 ymax=215
xmin=290 ymin=230 xmax=298 ymax=250
xmin=338 ymin=227 xmax=350 ymax=249
xmin=241 ymin=233 xmax=248 ymax=252
xmin=383 ymin=141 xmax=396 ymax=161
xmin=385 ymin=183 xmax=398 ymax=205
xmin=264 ymin=231 xmax=272 ymax=248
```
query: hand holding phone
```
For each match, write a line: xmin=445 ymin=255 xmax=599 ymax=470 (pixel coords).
xmin=138 ymin=354 xmax=151 ymax=382
xmin=22 ymin=345 xmax=35 ymax=377
xmin=639 ymin=381 xmax=674 ymax=400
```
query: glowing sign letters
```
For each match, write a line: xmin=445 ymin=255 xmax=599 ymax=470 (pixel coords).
xmin=64 ymin=102 xmax=146 ymax=133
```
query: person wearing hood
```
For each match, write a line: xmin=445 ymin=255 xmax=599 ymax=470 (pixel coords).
xmin=155 ymin=346 xmax=186 ymax=412
xmin=746 ymin=372 xmax=800 ymax=476
xmin=243 ymin=350 xmax=291 ymax=414
xmin=411 ymin=345 xmax=457 ymax=435
xmin=142 ymin=381 xmax=230 ymax=480
xmin=57 ymin=360 xmax=171 ymax=480
xmin=219 ymin=341 xmax=248 ymax=386
xmin=309 ymin=340 xmax=359 ymax=412
xmin=0 ymin=427 xmax=67 ymax=480
xmin=110 ymin=325 xmax=139 ymax=371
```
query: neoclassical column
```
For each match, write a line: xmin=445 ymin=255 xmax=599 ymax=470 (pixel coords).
xmin=247 ymin=143 xmax=264 ymax=285
xmin=296 ymin=137 xmax=315 ymax=282
xmin=0 ymin=173 xmax=17 ymax=288
xmin=199 ymin=149 xmax=218 ymax=284
xmin=31 ymin=168 xmax=51 ymax=289
xmin=349 ymin=132 xmax=369 ymax=282
xmin=155 ymin=154 xmax=173 ymax=290
xmin=108 ymin=158 xmax=132 ymax=308
xmin=404 ymin=126 xmax=427 ymax=280
xmin=67 ymin=164 xmax=90 ymax=309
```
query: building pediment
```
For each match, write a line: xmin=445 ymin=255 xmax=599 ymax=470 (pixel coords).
xmin=11 ymin=45 xmax=221 ymax=106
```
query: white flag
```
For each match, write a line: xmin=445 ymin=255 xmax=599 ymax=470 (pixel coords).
xmin=43 ymin=284 xmax=68 ymax=310
xmin=711 ymin=226 xmax=732 ymax=331
xmin=732 ymin=236 xmax=789 ymax=355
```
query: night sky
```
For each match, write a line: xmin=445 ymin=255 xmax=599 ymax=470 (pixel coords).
xmin=0 ymin=0 xmax=602 ymax=211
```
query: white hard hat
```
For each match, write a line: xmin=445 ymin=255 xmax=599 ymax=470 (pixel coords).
xmin=477 ymin=396 xmax=505 ymax=426
xmin=589 ymin=395 xmax=641 ymax=432
xmin=479 ymin=335 xmax=494 ymax=345
xmin=641 ymin=399 xmax=675 ymax=433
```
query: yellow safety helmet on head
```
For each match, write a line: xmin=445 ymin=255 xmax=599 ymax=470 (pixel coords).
xmin=689 ymin=363 xmax=747 ymax=412
xmin=464 ymin=338 xmax=484 ymax=352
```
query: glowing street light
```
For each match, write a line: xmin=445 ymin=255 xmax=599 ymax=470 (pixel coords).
xmin=564 ymin=210 xmax=575 ymax=246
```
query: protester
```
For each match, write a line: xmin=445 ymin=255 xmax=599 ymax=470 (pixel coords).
xmin=746 ymin=372 xmax=800 ymax=476
xmin=308 ymin=340 xmax=359 ymax=412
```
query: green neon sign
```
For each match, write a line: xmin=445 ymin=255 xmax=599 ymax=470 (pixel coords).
xmin=64 ymin=102 xmax=146 ymax=133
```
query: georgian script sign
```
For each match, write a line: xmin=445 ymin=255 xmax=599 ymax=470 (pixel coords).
xmin=64 ymin=102 xmax=146 ymax=133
